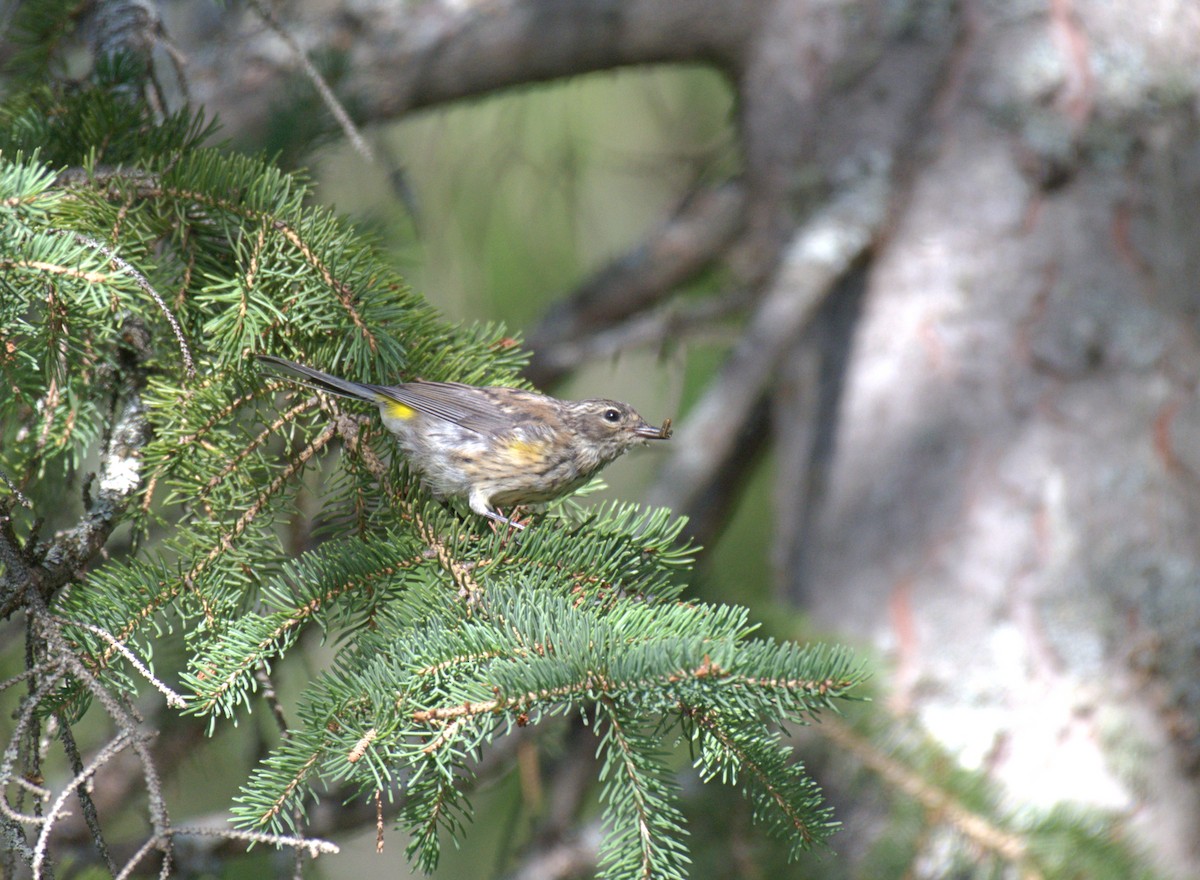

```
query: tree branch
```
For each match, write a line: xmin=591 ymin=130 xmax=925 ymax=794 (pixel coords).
xmin=504 ymin=818 xmax=602 ymax=880
xmin=648 ymin=164 xmax=889 ymax=517
xmin=0 ymin=321 xmax=152 ymax=618
xmin=524 ymin=182 xmax=747 ymax=386
xmin=187 ymin=0 xmax=764 ymax=139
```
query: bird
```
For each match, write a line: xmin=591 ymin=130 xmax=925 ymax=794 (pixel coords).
xmin=257 ymin=355 xmax=672 ymax=529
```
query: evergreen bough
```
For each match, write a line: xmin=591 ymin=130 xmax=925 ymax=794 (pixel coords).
xmin=0 ymin=67 xmax=863 ymax=877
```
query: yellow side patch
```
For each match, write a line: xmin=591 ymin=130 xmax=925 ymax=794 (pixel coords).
xmin=504 ymin=439 xmax=550 ymax=466
xmin=382 ymin=399 xmax=416 ymax=420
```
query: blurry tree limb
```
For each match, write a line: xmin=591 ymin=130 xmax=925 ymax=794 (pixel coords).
xmin=818 ymin=715 xmax=1035 ymax=871
xmin=648 ymin=166 xmax=888 ymax=519
xmin=528 ymin=287 xmax=752 ymax=387
xmin=504 ymin=818 xmax=603 ymax=880
xmin=187 ymin=0 xmax=761 ymax=137
xmin=91 ymin=0 xmax=161 ymax=68
xmin=770 ymin=274 xmax=868 ymax=602
xmin=525 ymin=182 xmax=747 ymax=386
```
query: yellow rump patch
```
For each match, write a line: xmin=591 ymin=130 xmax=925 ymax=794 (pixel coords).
xmin=382 ymin=399 xmax=416 ymax=420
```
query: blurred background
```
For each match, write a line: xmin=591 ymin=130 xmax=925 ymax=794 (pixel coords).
xmin=6 ymin=0 xmax=1200 ymax=876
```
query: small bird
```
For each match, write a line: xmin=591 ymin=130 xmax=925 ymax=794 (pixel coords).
xmin=258 ymin=355 xmax=672 ymax=529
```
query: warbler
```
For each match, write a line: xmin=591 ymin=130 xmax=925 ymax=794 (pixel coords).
xmin=257 ymin=355 xmax=672 ymax=529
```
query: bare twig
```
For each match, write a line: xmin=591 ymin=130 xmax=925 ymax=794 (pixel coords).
xmin=114 ymin=835 xmax=165 ymax=880
xmin=54 ymin=617 xmax=188 ymax=709
xmin=0 ymin=665 xmax=50 ymax=694
xmin=254 ymin=663 xmax=290 ymax=736
xmin=32 ymin=732 xmax=133 ymax=880
xmin=58 ymin=721 xmax=119 ymax=877
xmin=0 ymin=669 xmax=67 ymax=827
xmin=24 ymin=591 xmax=174 ymax=876
xmin=67 ymin=232 xmax=195 ymax=379
xmin=113 ymin=821 xmax=340 ymax=879
xmin=170 ymin=825 xmax=339 ymax=858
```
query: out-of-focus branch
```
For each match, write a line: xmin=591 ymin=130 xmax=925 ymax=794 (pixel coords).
xmin=770 ymin=272 xmax=868 ymax=601
xmin=525 ymin=182 xmax=747 ymax=385
xmin=648 ymin=165 xmax=889 ymax=518
xmin=504 ymin=818 xmax=602 ymax=880
xmin=528 ymin=287 xmax=751 ymax=383
xmin=185 ymin=0 xmax=763 ymax=139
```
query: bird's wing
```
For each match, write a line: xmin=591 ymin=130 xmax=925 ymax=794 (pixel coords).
xmin=378 ymin=382 xmax=548 ymax=436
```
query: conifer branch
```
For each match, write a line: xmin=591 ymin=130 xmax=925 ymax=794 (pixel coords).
xmin=192 ymin=549 xmax=424 ymax=715
xmin=819 ymin=714 xmax=1036 ymax=872
xmin=55 ymin=169 xmax=381 ymax=352
xmin=94 ymin=417 xmax=336 ymax=668
xmin=338 ymin=414 xmax=484 ymax=598
xmin=162 ymin=184 xmax=380 ymax=352
xmin=257 ymin=747 xmax=325 ymax=829
xmin=196 ymin=396 xmax=320 ymax=502
xmin=194 ymin=421 xmax=337 ymax=575
xmin=595 ymin=702 xmax=689 ymax=880
xmin=411 ymin=656 xmax=852 ymax=725
xmin=176 ymin=381 xmax=286 ymax=446
xmin=689 ymin=707 xmax=816 ymax=846
xmin=602 ymin=709 xmax=657 ymax=879
xmin=0 ymin=257 xmax=111 ymax=284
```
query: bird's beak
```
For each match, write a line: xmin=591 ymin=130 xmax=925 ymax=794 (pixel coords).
xmin=635 ymin=418 xmax=673 ymax=440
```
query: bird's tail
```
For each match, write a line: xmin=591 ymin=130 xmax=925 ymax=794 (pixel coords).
xmin=257 ymin=355 xmax=381 ymax=403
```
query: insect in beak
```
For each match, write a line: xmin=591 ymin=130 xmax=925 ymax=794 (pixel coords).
xmin=635 ymin=418 xmax=672 ymax=440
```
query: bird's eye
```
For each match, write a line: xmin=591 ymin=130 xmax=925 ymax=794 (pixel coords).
xmin=603 ymin=408 xmax=621 ymax=423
